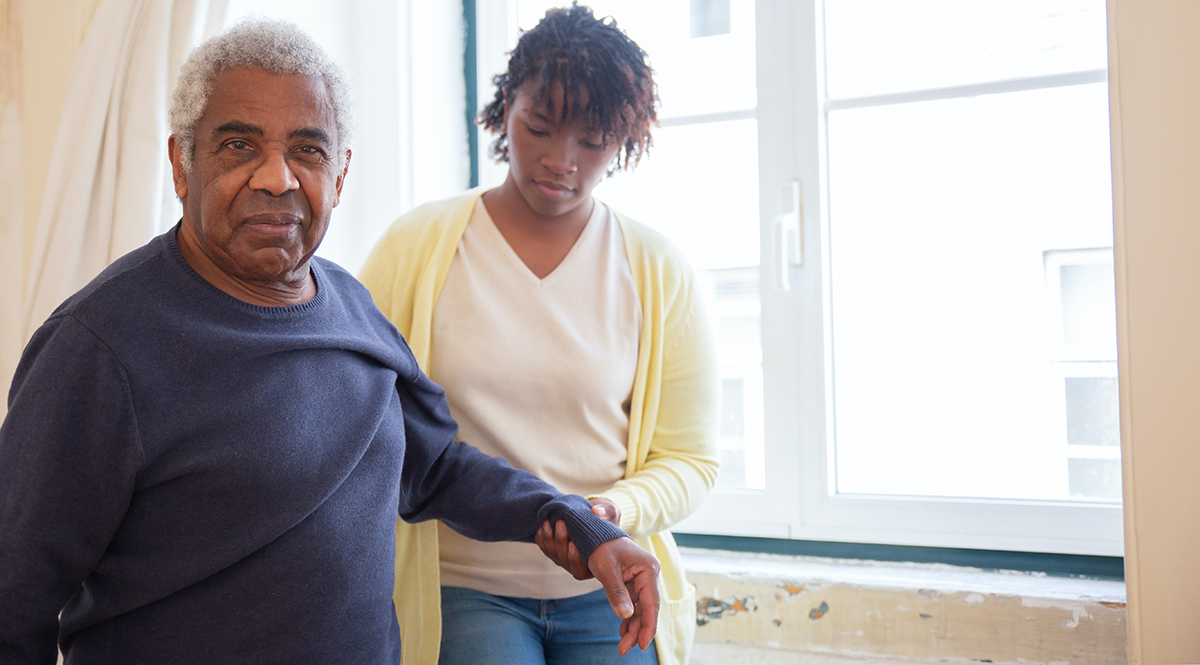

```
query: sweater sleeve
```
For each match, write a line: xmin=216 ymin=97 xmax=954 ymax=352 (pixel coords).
xmin=392 ymin=363 xmax=626 ymax=564
xmin=594 ymin=258 xmax=722 ymax=539
xmin=0 ymin=316 xmax=143 ymax=665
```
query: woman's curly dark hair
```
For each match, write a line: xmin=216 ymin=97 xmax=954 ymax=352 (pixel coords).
xmin=479 ymin=3 xmax=658 ymax=172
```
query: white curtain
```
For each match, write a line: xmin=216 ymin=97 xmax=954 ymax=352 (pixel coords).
xmin=20 ymin=0 xmax=227 ymax=343
xmin=1 ymin=0 xmax=24 ymax=414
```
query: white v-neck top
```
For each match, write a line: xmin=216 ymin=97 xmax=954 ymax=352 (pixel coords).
xmin=429 ymin=198 xmax=641 ymax=599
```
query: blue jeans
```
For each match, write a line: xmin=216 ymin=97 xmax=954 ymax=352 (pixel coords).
xmin=438 ymin=586 xmax=659 ymax=665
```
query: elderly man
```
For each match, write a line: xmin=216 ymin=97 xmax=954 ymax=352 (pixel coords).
xmin=0 ymin=20 xmax=659 ymax=665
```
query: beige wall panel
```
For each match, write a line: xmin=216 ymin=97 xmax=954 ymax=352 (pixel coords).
xmin=1110 ymin=1 xmax=1200 ymax=663
xmin=2 ymin=0 xmax=23 ymax=405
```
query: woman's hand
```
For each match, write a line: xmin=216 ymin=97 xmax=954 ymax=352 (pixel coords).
xmin=535 ymin=498 xmax=621 ymax=580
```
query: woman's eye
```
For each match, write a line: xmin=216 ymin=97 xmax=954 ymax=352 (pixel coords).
xmin=526 ymin=125 xmax=549 ymax=137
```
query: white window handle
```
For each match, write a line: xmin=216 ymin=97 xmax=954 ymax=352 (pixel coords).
xmin=772 ymin=180 xmax=803 ymax=291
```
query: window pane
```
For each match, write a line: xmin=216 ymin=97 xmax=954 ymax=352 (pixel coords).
xmin=827 ymin=83 xmax=1114 ymax=502
xmin=708 ymin=277 xmax=764 ymax=490
xmin=1068 ymin=458 xmax=1121 ymax=501
xmin=1060 ymin=263 xmax=1117 ymax=351
xmin=594 ymin=120 xmax=759 ymax=270
xmin=824 ymin=0 xmax=1108 ymax=99
xmin=1065 ymin=377 xmax=1119 ymax=447
xmin=515 ymin=0 xmax=756 ymax=117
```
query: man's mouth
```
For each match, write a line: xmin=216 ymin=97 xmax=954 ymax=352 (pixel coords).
xmin=242 ymin=213 xmax=303 ymax=236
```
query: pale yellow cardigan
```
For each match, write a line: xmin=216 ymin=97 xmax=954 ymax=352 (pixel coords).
xmin=358 ymin=188 xmax=720 ymax=665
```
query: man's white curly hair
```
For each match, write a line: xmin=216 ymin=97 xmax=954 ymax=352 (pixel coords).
xmin=169 ymin=19 xmax=353 ymax=174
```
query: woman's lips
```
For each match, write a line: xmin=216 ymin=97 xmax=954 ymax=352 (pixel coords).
xmin=534 ymin=180 xmax=572 ymax=201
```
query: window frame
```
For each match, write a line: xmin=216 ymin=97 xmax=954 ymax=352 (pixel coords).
xmin=472 ymin=0 xmax=1124 ymax=557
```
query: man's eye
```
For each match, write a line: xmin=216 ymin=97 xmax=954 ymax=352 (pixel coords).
xmin=295 ymin=145 xmax=327 ymax=159
xmin=227 ymin=140 xmax=250 ymax=151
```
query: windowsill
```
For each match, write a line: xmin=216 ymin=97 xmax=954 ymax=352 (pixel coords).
xmin=681 ymin=546 xmax=1125 ymax=600
xmin=681 ymin=547 xmax=1127 ymax=664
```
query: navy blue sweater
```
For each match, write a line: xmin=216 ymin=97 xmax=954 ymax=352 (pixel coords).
xmin=0 ymin=229 xmax=624 ymax=664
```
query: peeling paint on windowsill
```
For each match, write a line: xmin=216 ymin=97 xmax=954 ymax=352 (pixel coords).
xmin=683 ymin=547 xmax=1127 ymax=664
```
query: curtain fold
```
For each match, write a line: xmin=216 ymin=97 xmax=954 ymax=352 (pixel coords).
xmin=21 ymin=0 xmax=226 ymax=342
xmin=1 ymin=0 xmax=24 ymax=414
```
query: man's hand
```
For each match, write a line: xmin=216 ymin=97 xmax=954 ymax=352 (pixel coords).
xmin=535 ymin=499 xmax=620 ymax=580
xmin=585 ymin=536 xmax=661 ymax=655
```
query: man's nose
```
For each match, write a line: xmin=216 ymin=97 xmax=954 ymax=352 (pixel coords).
xmin=541 ymin=139 xmax=578 ymax=175
xmin=248 ymin=149 xmax=300 ymax=195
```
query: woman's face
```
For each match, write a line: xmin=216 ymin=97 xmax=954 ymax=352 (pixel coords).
xmin=502 ymin=81 xmax=621 ymax=220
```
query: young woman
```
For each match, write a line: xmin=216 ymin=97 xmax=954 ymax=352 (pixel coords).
xmin=359 ymin=5 xmax=719 ymax=664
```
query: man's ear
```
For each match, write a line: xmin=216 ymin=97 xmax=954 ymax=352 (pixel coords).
xmin=167 ymin=135 xmax=188 ymax=200
xmin=333 ymin=149 xmax=351 ymax=207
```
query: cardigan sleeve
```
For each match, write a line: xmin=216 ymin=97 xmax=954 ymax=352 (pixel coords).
xmin=595 ymin=249 xmax=721 ymax=539
xmin=358 ymin=219 xmax=415 ymax=329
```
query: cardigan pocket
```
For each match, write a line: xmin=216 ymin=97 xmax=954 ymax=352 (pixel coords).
xmin=656 ymin=580 xmax=697 ymax=665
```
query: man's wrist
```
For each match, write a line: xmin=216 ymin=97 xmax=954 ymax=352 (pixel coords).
xmin=561 ymin=501 xmax=626 ymax=564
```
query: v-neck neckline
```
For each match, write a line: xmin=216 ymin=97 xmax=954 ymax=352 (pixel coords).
xmin=475 ymin=198 xmax=605 ymax=288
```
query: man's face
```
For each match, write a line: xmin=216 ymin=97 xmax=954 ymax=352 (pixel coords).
xmin=170 ymin=67 xmax=349 ymax=287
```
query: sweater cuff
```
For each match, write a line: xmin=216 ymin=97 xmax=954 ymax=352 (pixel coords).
xmin=559 ymin=498 xmax=627 ymax=565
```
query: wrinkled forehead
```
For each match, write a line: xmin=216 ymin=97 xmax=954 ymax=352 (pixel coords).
xmin=201 ymin=67 xmax=338 ymax=137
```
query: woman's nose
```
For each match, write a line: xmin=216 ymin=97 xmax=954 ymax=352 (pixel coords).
xmin=541 ymin=139 xmax=578 ymax=175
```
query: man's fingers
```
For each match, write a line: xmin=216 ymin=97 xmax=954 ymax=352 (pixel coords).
xmin=637 ymin=602 xmax=656 ymax=651
xmin=587 ymin=537 xmax=660 ymax=653
xmin=617 ymin=615 xmax=637 ymax=655
xmin=632 ymin=571 xmax=659 ymax=651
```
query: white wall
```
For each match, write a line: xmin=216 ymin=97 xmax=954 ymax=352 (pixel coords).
xmin=1110 ymin=1 xmax=1200 ymax=662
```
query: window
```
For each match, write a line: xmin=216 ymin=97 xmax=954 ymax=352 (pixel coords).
xmin=476 ymin=0 xmax=1121 ymax=555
